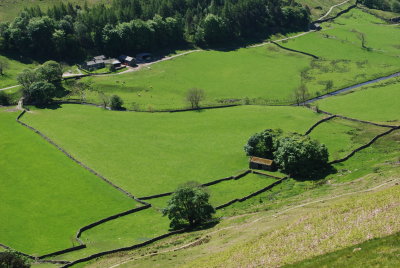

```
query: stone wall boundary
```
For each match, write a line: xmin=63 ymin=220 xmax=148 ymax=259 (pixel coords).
xmin=0 ymin=243 xmax=70 ymax=264
xmin=270 ymin=41 xmax=319 ymax=59
xmin=305 ymin=115 xmax=337 ymax=135
xmin=139 ymin=170 xmax=252 ymax=200
xmin=313 ymin=2 xmax=358 ymax=24
xmin=329 ymin=126 xmax=400 ymax=164
xmin=60 ymin=229 xmax=186 ymax=268
xmin=215 ymin=177 xmax=288 ymax=210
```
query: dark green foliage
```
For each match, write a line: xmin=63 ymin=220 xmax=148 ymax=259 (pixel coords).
xmin=0 ymin=251 xmax=30 ymax=268
xmin=23 ymin=81 xmax=56 ymax=105
xmin=163 ymin=182 xmax=215 ymax=229
xmin=0 ymin=0 xmax=310 ymax=60
xmin=274 ymin=133 xmax=329 ymax=179
xmin=0 ymin=92 xmax=11 ymax=105
xmin=110 ymin=94 xmax=123 ymax=110
xmin=36 ymin=60 xmax=63 ymax=83
xmin=244 ymin=129 xmax=283 ymax=159
xmin=359 ymin=0 xmax=400 ymax=12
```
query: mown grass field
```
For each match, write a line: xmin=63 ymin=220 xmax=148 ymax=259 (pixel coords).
xmin=315 ymin=77 xmax=400 ymax=124
xmin=73 ymin=8 xmax=400 ymax=110
xmin=21 ymin=104 xmax=322 ymax=197
xmin=0 ymin=107 xmax=136 ymax=256
xmin=284 ymin=232 xmax=400 ymax=268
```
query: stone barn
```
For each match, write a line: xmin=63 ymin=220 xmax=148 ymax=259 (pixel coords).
xmin=249 ymin=156 xmax=276 ymax=171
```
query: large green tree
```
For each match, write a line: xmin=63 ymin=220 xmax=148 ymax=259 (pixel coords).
xmin=274 ymin=133 xmax=329 ymax=179
xmin=23 ymin=81 xmax=56 ymax=105
xmin=244 ymin=129 xmax=282 ymax=159
xmin=0 ymin=251 xmax=30 ymax=268
xmin=163 ymin=183 xmax=215 ymax=229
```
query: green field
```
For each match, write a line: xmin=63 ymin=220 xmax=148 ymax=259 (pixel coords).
xmin=316 ymin=77 xmax=400 ymax=124
xmin=283 ymin=9 xmax=400 ymax=97
xmin=0 ymin=107 xmax=136 ymax=256
xmin=21 ymin=104 xmax=322 ymax=197
xmin=70 ymin=8 xmax=400 ymax=110
xmin=308 ymin=118 xmax=386 ymax=161
xmin=284 ymin=232 xmax=400 ymax=268
xmin=78 ymin=45 xmax=311 ymax=110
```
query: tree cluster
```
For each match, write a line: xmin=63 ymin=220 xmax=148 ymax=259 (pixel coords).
xmin=245 ymin=129 xmax=329 ymax=179
xmin=0 ymin=0 xmax=310 ymax=61
xmin=17 ymin=61 xmax=63 ymax=105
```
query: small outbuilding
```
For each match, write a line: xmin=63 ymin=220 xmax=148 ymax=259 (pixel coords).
xmin=249 ymin=156 xmax=276 ymax=171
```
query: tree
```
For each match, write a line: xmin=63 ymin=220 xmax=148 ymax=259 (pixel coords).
xmin=186 ymin=88 xmax=205 ymax=109
xmin=110 ymin=94 xmax=123 ymax=110
xmin=163 ymin=182 xmax=215 ymax=229
xmin=23 ymin=81 xmax=56 ymax=105
xmin=17 ymin=69 xmax=39 ymax=89
xmin=244 ymin=129 xmax=282 ymax=159
xmin=274 ymin=133 xmax=329 ymax=179
xmin=36 ymin=61 xmax=63 ymax=84
xmin=98 ymin=91 xmax=109 ymax=109
xmin=0 ymin=58 xmax=9 ymax=75
xmin=293 ymin=84 xmax=309 ymax=105
xmin=0 ymin=251 xmax=30 ymax=268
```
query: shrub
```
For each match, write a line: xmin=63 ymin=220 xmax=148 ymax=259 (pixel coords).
xmin=163 ymin=182 xmax=215 ymax=229
xmin=0 ymin=91 xmax=10 ymax=105
xmin=274 ymin=133 xmax=329 ymax=179
xmin=244 ymin=129 xmax=283 ymax=159
xmin=110 ymin=95 xmax=123 ymax=110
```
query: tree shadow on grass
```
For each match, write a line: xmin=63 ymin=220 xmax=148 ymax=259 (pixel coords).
xmin=169 ymin=219 xmax=220 ymax=233
xmin=292 ymin=164 xmax=337 ymax=182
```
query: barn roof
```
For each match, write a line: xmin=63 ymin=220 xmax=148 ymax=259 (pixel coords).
xmin=250 ymin=156 xmax=273 ymax=166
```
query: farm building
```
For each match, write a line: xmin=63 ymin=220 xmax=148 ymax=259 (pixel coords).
xmin=119 ymin=55 xmax=136 ymax=66
xmin=136 ymin=53 xmax=152 ymax=63
xmin=83 ymin=56 xmax=121 ymax=71
xmin=249 ymin=156 xmax=276 ymax=171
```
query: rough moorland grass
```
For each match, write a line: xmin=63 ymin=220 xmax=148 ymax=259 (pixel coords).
xmin=308 ymin=117 xmax=386 ymax=161
xmin=0 ymin=108 xmax=135 ymax=256
xmin=284 ymin=9 xmax=400 ymax=95
xmin=79 ymin=45 xmax=311 ymax=110
xmin=21 ymin=104 xmax=322 ymax=197
xmin=183 ymin=184 xmax=400 ymax=268
xmin=316 ymin=78 xmax=400 ymax=124
xmin=283 ymin=232 xmax=400 ymax=268
xmin=297 ymin=0 xmax=356 ymax=20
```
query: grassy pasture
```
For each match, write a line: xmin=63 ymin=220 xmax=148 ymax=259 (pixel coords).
xmin=316 ymin=77 xmax=400 ymax=124
xmin=0 ymin=108 xmax=136 ymax=256
xmin=308 ymin=117 xmax=386 ymax=161
xmin=297 ymin=0 xmax=357 ymax=20
xmin=21 ymin=104 xmax=322 ymax=197
xmin=283 ymin=9 xmax=400 ymax=96
xmin=75 ymin=8 xmax=400 ymax=110
xmin=0 ymin=55 xmax=37 ymax=89
xmin=79 ymin=45 xmax=311 ymax=110
xmin=49 ymin=173 xmax=278 ymax=261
